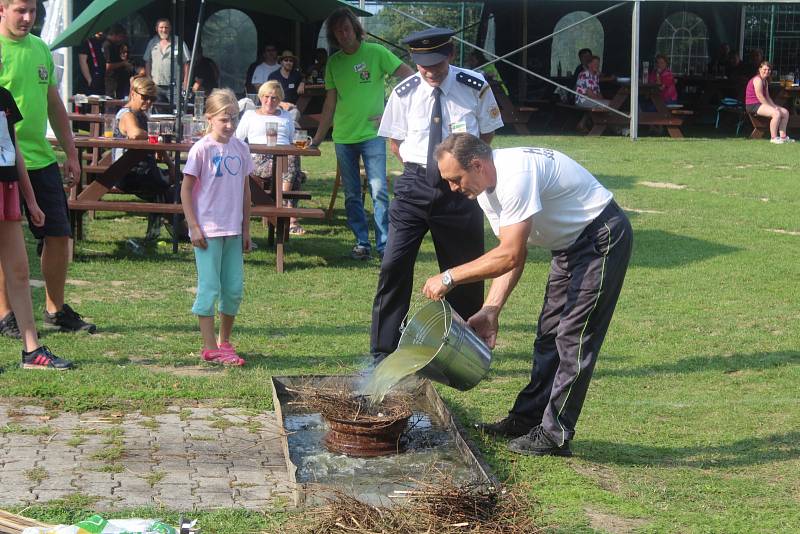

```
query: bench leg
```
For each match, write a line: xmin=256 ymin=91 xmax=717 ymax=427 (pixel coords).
xmin=275 ymin=218 xmax=286 ymax=274
xmin=666 ymin=126 xmax=684 ymax=139
xmin=512 ymin=123 xmax=531 ymax=135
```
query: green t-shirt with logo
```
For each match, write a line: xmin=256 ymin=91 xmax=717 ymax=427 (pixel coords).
xmin=325 ymin=42 xmax=403 ymax=144
xmin=0 ymin=33 xmax=57 ymax=170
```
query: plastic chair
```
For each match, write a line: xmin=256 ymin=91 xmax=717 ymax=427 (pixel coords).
xmin=715 ymin=97 xmax=746 ymax=136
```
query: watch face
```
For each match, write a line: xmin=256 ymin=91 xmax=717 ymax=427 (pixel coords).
xmin=443 ymin=271 xmax=452 ymax=287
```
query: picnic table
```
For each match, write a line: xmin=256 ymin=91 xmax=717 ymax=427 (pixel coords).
xmin=58 ymin=136 xmax=324 ymax=272
xmin=588 ymin=82 xmax=691 ymax=138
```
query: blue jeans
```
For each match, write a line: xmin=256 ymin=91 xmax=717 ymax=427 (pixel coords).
xmin=334 ymin=137 xmax=389 ymax=253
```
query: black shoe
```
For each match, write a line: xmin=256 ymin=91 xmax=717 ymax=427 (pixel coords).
xmin=21 ymin=346 xmax=73 ymax=371
xmin=507 ymin=425 xmax=572 ymax=457
xmin=350 ymin=245 xmax=371 ymax=260
xmin=476 ymin=416 xmax=536 ymax=438
xmin=43 ymin=304 xmax=96 ymax=333
xmin=0 ymin=311 xmax=21 ymax=339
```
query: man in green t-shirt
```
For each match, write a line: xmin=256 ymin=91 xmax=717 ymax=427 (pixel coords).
xmin=0 ymin=0 xmax=96 ymax=338
xmin=311 ymin=8 xmax=413 ymax=260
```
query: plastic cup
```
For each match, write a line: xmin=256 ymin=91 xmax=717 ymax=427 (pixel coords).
xmin=103 ymin=115 xmax=115 ymax=138
xmin=265 ymin=120 xmax=278 ymax=147
xmin=147 ymin=121 xmax=160 ymax=144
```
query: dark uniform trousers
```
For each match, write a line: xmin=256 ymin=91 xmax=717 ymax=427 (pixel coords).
xmin=509 ymin=200 xmax=632 ymax=445
xmin=370 ymin=163 xmax=485 ymax=359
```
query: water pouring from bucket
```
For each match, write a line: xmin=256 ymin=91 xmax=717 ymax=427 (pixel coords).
xmin=361 ymin=299 xmax=492 ymax=405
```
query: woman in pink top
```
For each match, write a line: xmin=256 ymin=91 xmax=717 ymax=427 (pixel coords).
xmin=181 ymin=89 xmax=254 ymax=366
xmin=745 ymin=61 xmax=792 ymax=144
xmin=648 ymin=54 xmax=678 ymax=105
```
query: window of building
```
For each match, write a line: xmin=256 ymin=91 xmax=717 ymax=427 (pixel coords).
xmin=551 ymin=11 xmax=604 ymax=77
xmin=656 ymin=11 xmax=709 ymax=75
xmin=201 ymin=9 xmax=257 ymax=93
xmin=743 ymin=3 xmax=800 ymax=75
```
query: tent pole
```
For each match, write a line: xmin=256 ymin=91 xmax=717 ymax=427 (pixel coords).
xmin=186 ymin=0 xmax=206 ymax=112
xmin=630 ymin=0 xmax=640 ymax=141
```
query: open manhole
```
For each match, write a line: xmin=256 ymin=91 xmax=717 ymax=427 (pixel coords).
xmin=271 ymin=375 xmax=496 ymax=507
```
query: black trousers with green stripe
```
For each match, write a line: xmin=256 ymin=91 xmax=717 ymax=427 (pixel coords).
xmin=509 ymin=201 xmax=632 ymax=445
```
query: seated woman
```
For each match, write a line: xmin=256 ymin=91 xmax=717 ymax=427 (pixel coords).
xmin=746 ymin=61 xmax=793 ymax=144
xmin=113 ymin=75 xmax=170 ymax=240
xmin=575 ymin=56 xmax=610 ymax=108
xmin=235 ymin=80 xmax=306 ymax=235
xmin=648 ymin=54 xmax=678 ymax=105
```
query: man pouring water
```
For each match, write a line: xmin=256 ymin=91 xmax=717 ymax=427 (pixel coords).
xmin=421 ymin=133 xmax=632 ymax=457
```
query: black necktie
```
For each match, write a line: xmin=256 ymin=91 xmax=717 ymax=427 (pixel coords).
xmin=426 ymin=87 xmax=443 ymax=186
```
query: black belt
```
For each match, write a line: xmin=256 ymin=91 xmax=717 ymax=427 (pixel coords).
xmin=404 ymin=162 xmax=427 ymax=177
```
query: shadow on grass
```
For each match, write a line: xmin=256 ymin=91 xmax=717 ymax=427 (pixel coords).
xmin=582 ymin=431 xmax=800 ymax=468
xmin=594 ymin=350 xmax=800 ymax=379
xmin=630 ymin=229 xmax=740 ymax=269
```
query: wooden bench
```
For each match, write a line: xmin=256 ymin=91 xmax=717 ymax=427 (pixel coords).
xmin=555 ymin=102 xmax=591 ymax=132
xmin=67 ymin=199 xmax=325 ymax=273
xmin=746 ymin=112 xmax=800 ymax=139
xmin=589 ymin=108 xmax=692 ymax=137
xmin=490 ymin=82 xmax=537 ymax=134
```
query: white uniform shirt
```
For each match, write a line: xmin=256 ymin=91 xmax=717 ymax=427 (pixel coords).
xmin=478 ymin=147 xmax=613 ymax=251
xmin=379 ymin=66 xmax=504 ymax=165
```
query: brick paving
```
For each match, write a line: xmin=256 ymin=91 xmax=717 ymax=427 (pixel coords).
xmin=0 ymin=403 xmax=292 ymax=511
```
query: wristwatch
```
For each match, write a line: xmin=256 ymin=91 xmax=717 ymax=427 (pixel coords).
xmin=441 ymin=269 xmax=454 ymax=290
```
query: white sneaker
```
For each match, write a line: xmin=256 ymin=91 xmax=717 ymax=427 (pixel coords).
xmin=781 ymin=136 xmax=795 ymax=143
xmin=770 ymin=137 xmax=785 ymax=144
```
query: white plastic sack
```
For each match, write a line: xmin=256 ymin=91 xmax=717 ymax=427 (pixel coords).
xmin=22 ymin=516 xmax=176 ymax=534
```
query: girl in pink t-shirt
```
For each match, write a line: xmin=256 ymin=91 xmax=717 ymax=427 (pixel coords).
xmin=181 ymin=89 xmax=254 ymax=366
xmin=647 ymin=54 xmax=678 ymax=105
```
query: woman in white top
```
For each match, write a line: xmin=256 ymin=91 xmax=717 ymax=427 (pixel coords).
xmin=235 ymin=80 xmax=306 ymax=235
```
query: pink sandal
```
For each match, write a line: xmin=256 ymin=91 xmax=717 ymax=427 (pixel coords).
xmin=201 ymin=348 xmax=245 ymax=366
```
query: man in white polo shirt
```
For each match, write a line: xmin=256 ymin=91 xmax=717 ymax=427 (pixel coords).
xmin=422 ymin=133 xmax=632 ymax=457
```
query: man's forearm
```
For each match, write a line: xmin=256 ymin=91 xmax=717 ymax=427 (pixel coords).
xmin=483 ymin=263 xmax=525 ymax=310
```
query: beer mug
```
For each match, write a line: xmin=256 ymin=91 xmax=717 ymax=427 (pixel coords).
xmin=293 ymin=129 xmax=312 ymax=149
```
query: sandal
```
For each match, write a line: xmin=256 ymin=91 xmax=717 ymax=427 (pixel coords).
xmin=289 ymin=225 xmax=306 ymax=236
xmin=201 ymin=348 xmax=245 ymax=366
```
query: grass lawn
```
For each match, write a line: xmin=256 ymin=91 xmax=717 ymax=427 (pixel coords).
xmin=2 ymin=134 xmax=799 ymax=533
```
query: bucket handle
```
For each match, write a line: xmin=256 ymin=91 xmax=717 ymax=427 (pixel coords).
xmin=399 ymin=296 xmax=451 ymax=343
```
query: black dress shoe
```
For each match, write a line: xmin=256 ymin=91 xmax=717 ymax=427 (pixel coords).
xmin=475 ymin=416 xmax=536 ymax=438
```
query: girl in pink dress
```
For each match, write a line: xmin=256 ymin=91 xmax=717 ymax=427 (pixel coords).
xmin=648 ymin=54 xmax=678 ymax=105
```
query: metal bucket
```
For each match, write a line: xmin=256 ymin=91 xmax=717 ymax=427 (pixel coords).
xmin=399 ymin=300 xmax=492 ymax=391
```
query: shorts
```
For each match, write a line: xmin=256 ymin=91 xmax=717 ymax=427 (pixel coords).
xmin=26 ymin=162 xmax=72 ymax=239
xmin=0 ymin=181 xmax=21 ymax=221
xmin=746 ymin=103 xmax=761 ymax=114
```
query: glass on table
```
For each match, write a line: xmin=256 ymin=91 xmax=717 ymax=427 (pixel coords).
xmin=147 ymin=121 xmax=160 ymax=144
xmin=103 ymin=115 xmax=116 ymax=138
xmin=293 ymin=129 xmax=312 ymax=149
xmin=265 ymin=120 xmax=279 ymax=146
xmin=160 ymin=120 xmax=176 ymax=143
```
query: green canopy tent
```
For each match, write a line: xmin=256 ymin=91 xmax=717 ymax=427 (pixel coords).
xmin=49 ymin=0 xmax=371 ymax=50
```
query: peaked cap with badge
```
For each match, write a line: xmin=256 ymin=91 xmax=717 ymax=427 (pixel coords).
xmin=402 ymin=27 xmax=455 ymax=67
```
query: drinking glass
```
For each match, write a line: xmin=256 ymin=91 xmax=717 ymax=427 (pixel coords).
xmin=182 ymin=119 xmax=194 ymax=143
xmin=147 ymin=121 xmax=160 ymax=144
xmin=265 ymin=120 xmax=278 ymax=146
xmin=103 ymin=115 xmax=115 ymax=138
xmin=160 ymin=120 xmax=175 ymax=143
xmin=293 ymin=129 xmax=312 ymax=149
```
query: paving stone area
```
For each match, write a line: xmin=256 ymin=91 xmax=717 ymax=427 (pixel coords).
xmin=0 ymin=403 xmax=292 ymax=510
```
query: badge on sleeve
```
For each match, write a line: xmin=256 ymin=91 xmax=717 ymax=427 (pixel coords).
xmin=489 ymin=106 xmax=500 ymax=118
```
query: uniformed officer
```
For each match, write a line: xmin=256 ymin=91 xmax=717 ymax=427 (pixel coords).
xmin=370 ymin=28 xmax=504 ymax=362
xmin=422 ymin=134 xmax=633 ymax=457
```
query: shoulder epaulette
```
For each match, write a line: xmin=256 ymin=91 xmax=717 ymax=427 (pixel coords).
xmin=456 ymin=71 xmax=484 ymax=90
xmin=394 ymin=76 xmax=420 ymax=97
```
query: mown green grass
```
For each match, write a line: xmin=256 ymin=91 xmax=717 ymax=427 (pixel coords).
xmin=3 ymin=134 xmax=799 ymax=533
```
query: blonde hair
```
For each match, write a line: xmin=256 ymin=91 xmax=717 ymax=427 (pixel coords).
xmin=257 ymin=80 xmax=284 ymax=101
xmin=203 ymin=88 xmax=239 ymax=133
xmin=130 ymin=75 xmax=157 ymax=98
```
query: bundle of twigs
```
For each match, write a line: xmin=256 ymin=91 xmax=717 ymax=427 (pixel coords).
xmin=297 ymin=478 xmax=540 ymax=533
xmin=287 ymin=386 xmax=413 ymax=424
xmin=0 ymin=510 xmax=52 ymax=534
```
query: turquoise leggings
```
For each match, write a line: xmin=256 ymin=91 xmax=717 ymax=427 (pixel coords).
xmin=192 ymin=235 xmax=243 ymax=317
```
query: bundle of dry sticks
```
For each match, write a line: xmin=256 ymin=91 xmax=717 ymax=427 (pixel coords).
xmin=0 ymin=510 xmax=52 ymax=534
xmin=287 ymin=386 xmax=413 ymax=424
xmin=298 ymin=478 xmax=541 ymax=533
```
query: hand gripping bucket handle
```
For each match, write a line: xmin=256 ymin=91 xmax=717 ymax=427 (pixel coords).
xmin=399 ymin=299 xmax=492 ymax=391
